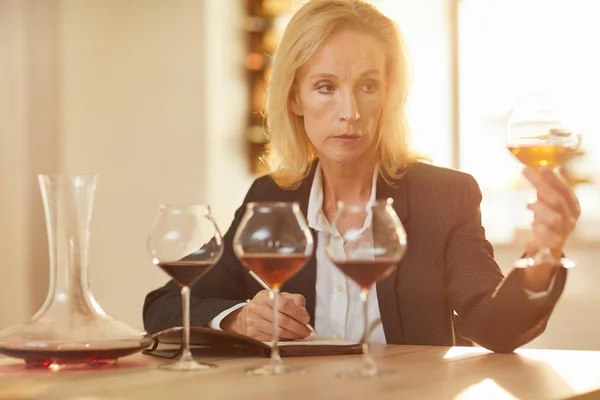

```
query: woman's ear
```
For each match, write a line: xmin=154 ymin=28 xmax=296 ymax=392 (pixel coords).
xmin=289 ymin=87 xmax=304 ymax=116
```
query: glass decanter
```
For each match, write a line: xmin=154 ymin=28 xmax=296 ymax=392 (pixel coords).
xmin=0 ymin=175 xmax=150 ymax=369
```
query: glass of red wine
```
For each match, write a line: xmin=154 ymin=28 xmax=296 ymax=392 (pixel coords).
xmin=233 ymin=202 xmax=314 ymax=376
xmin=147 ymin=204 xmax=224 ymax=371
xmin=325 ymin=198 xmax=407 ymax=377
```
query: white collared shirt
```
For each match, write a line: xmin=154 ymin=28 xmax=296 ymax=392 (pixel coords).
xmin=308 ymin=163 xmax=387 ymax=344
xmin=209 ymin=163 xmax=387 ymax=344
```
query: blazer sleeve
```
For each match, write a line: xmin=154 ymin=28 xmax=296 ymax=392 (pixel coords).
xmin=446 ymin=174 xmax=568 ymax=353
xmin=142 ymin=180 xmax=259 ymax=334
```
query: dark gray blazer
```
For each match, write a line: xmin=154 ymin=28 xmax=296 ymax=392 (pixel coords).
xmin=143 ymin=162 xmax=567 ymax=353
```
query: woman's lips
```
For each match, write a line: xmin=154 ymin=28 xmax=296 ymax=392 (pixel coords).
xmin=331 ymin=134 xmax=361 ymax=143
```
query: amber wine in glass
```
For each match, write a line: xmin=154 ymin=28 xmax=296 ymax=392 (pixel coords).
xmin=233 ymin=202 xmax=314 ymax=376
xmin=506 ymin=92 xmax=580 ymax=269
xmin=508 ymin=144 xmax=578 ymax=168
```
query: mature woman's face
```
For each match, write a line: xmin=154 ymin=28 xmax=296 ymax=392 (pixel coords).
xmin=291 ymin=29 xmax=387 ymax=166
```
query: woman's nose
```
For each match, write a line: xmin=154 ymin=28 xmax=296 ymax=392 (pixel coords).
xmin=339 ymin=91 xmax=360 ymax=122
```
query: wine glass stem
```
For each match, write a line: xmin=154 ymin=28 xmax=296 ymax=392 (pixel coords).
xmin=361 ymin=289 xmax=376 ymax=373
xmin=270 ymin=287 xmax=282 ymax=367
xmin=180 ymin=285 xmax=194 ymax=362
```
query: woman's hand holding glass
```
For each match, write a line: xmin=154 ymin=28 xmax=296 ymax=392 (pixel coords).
xmin=520 ymin=166 xmax=581 ymax=291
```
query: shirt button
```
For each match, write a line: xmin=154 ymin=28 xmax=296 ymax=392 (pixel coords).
xmin=337 ymin=285 xmax=344 ymax=293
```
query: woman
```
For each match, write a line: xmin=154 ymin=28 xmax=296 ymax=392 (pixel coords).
xmin=143 ymin=0 xmax=580 ymax=353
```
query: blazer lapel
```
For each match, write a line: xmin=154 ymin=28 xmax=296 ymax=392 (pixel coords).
xmin=281 ymin=163 xmax=319 ymax=325
xmin=377 ymin=171 xmax=409 ymax=225
xmin=375 ymin=170 xmax=410 ymax=344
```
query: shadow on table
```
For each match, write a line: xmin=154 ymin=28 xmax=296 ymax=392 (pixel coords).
xmin=144 ymin=345 xmax=259 ymax=361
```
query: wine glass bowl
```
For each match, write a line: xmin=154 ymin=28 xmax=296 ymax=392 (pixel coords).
xmin=506 ymin=92 xmax=580 ymax=269
xmin=326 ymin=198 xmax=407 ymax=377
xmin=233 ymin=202 xmax=314 ymax=376
xmin=507 ymin=92 xmax=581 ymax=169
xmin=147 ymin=204 xmax=224 ymax=371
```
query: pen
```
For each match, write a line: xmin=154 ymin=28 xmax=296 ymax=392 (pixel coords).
xmin=247 ymin=270 xmax=318 ymax=335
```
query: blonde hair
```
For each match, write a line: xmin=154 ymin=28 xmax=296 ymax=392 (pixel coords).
xmin=265 ymin=0 xmax=422 ymax=188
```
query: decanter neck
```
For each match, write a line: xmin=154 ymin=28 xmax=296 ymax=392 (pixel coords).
xmin=35 ymin=175 xmax=101 ymax=319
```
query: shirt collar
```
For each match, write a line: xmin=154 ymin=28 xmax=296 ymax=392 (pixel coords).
xmin=306 ymin=162 xmax=378 ymax=231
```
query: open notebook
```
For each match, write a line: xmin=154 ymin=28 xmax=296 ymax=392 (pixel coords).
xmin=143 ymin=327 xmax=362 ymax=358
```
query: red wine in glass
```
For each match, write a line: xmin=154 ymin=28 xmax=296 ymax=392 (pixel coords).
xmin=325 ymin=199 xmax=407 ymax=377
xmin=0 ymin=344 xmax=145 ymax=368
xmin=157 ymin=260 xmax=214 ymax=287
xmin=147 ymin=204 xmax=224 ymax=372
xmin=333 ymin=259 xmax=398 ymax=291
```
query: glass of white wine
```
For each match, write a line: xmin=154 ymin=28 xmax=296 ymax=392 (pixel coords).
xmin=506 ymin=91 xmax=581 ymax=269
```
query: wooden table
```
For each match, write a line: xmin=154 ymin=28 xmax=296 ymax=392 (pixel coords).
xmin=1 ymin=345 xmax=600 ymax=400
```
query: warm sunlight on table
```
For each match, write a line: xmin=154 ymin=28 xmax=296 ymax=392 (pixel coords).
xmin=455 ymin=378 xmax=519 ymax=400
xmin=444 ymin=345 xmax=600 ymax=399
xmin=2 ymin=345 xmax=600 ymax=399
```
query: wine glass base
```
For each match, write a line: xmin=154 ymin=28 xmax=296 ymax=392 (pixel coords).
xmin=335 ymin=368 xmax=396 ymax=378
xmin=514 ymin=257 xmax=575 ymax=269
xmin=159 ymin=359 xmax=217 ymax=372
xmin=246 ymin=363 xmax=305 ymax=376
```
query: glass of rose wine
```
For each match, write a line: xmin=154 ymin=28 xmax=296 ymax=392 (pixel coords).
xmin=233 ymin=202 xmax=314 ymax=376
xmin=326 ymin=198 xmax=407 ymax=377
xmin=507 ymin=91 xmax=581 ymax=269
xmin=147 ymin=204 xmax=224 ymax=371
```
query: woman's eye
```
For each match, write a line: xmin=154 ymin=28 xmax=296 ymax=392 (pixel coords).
xmin=363 ymin=81 xmax=379 ymax=93
xmin=317 ymin=83 xmax=335 ymax=94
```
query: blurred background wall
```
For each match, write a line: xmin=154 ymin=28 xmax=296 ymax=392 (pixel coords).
xmin=0 ymin=0 xmax=214 ymax=330
xmin=0 ymin=0 xmax=598 ymax=350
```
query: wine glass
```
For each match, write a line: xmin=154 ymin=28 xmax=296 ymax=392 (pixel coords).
xmin=147 ymin=204 xmax=224 ymax=371
xmin=506 ymin=91 xmax=581 ymax=269
xmin=233 ymin=202 xmax=314 ymax=376
xmin=325 ymin=199 xmax=407 ymax=377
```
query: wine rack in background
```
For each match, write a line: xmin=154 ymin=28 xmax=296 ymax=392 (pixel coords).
xmin=244 ymin=0 xmax=293 ymax=175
